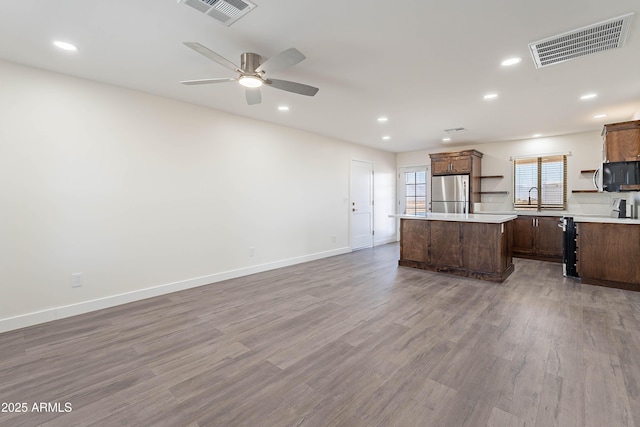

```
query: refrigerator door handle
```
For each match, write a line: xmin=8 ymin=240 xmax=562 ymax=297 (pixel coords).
xmin=463 ymin=181 xmax=467 ymax=213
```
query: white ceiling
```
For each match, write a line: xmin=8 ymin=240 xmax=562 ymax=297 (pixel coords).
xmin=1 ymin=0 xmax=639 ymax=153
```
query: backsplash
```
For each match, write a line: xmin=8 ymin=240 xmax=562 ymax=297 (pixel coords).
xmin=476 ymin=191 xmax=640 ymax=216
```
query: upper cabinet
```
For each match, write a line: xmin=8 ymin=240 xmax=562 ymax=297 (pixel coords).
xmin=430 ymin=149 xmax=483 ymax=212
xmin=430 ymin=150 xmax=482 ymax=175
xmin=603 ymin=120 xmax=640 ymax=162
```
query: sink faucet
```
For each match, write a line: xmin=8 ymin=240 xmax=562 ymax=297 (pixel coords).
xmin=528 ymin=187 xmax=538 ymax=205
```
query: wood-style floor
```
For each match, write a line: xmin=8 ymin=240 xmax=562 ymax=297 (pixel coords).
xmin=1 ymin=243 xmax=640 ymax=427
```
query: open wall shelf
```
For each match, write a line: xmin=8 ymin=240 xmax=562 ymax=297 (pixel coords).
xmin=479 ymin=175 xmax=507 ymax=195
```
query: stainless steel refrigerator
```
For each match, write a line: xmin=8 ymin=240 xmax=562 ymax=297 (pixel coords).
xmin=431 ymin=175 xmax=469 ymax=213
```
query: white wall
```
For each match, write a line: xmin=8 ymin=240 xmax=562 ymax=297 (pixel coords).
xmin=0 ymin=60 xmax=396 ymax=332
xmin=397 ymin=131 xmax=626 ymax=215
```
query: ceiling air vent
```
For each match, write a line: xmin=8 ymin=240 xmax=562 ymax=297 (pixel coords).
xmin=181 ymin=0 xmax=257 ymax=26
xmin=444 ymin=127 xmax=467 ymax=134
xmin=529 ymin=13 xmax=634 ymax=68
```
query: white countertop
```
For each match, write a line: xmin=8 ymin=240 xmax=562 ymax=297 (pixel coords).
xmin=572 ymin=216 xmax=640 ymax=224
xmin=390 ymin=213 xmax=517 ymax=224
xmin=476 ymin=210 xmax=640 ymax=224
xmin=475 ymin=210 xmax=568 ymax=217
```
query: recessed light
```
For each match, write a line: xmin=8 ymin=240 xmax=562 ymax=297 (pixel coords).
xmin=593 ymin=114 xmax=607 ymax=119
xmin=483 ymin=93 xmax=498 ymax=100
xmin=501 ymin=57 xmax=521 ymax=66
xmin=278 ymin=106 xmax=289 ymax=111
xmin=580 ymin=93 xmax=597 ymax=100
xmin=532 ymin=134 xmax=542 ymax=138
xmin=382 ymin=136 xmax=391 ymax=141
xmin=442 ymin=137 xmax=452 ymax=142
xmin=53 ymin=40 xmax=78 ymax=52
xmin=377 ymin=116 xmax=388 ymax=123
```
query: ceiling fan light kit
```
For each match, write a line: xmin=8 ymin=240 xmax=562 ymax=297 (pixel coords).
xmin=181 ymin=42 xmax=319 ymax=105
xmin=238 ymin=76 xmax=262 ymax=88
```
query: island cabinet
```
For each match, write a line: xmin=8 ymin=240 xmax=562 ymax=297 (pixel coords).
xmin=400 ymin=218 xmax=430 ymax=264
xmin=512 ymin=215 xmax=563 ymax=262
xmin=576 ymin=222 xmax=640 ymax=291
xmin=399 ymin=216 xmax=514 ymax=282
xmin=603 ymin=120 xmax=640 ymax=162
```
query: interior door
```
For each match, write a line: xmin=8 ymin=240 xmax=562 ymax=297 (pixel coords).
xmin=351 ymin=160 xmax=374 ymax=250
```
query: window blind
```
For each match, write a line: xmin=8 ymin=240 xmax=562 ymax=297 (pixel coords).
xmin=514 ymin=155 xmax=566 ymax=209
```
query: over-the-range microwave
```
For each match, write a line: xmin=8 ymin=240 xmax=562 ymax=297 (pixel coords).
xmin=597 ymin=161 xmax=640 ymax=192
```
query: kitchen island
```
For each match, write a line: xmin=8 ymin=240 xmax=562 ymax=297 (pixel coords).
xmin=392 ymin=213 xmax=517 ymax=282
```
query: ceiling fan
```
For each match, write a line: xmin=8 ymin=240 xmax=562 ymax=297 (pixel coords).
xmin=180 ymin=42 xmax=319 ymax=105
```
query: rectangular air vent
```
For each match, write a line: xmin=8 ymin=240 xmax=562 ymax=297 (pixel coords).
xmin=444 ymin=127 xmax=467 ymax=134
xmin=529 ymin=13 xmax=634 ymax=68
xmin=181 ymin=0 xmax=257 ymax=26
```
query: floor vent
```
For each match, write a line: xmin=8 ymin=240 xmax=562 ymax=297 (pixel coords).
xmin=529 ymin=13 xmax=634 ymax=68
xmin=181 ymin=0 xmax=257 ymax=26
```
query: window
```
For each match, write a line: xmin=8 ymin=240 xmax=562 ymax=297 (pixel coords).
xmin=514 ymin=155 xmax=566 ymax=209
xmin=401 ymin=169 xmax=427 ymax=215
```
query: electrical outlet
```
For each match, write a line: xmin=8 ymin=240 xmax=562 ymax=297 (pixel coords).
xmin=249 ymin=247 xmax=255 ymax=257
xmin=71 ymin=273 xmax=83 ymax=288
xmin=331 ymin=234 xmax=337 ymax=243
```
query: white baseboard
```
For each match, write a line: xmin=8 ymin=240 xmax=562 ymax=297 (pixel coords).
xmin=0 ymin=246 xmax=352 ymax=334
xmin=375 ymin=236 xmax=398 ymax=246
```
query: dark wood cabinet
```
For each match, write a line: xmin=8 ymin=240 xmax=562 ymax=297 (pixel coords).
xmin=449 ymin=156 xmax=472 ymax=173
xmin=512 ymin=215 xmax=563 ymax=262
xmin=430 ymin=150 xmax=480 ymax=175
xmin=461 ymin=221 xmax=512 ymax=274
xmin=604 ymin=120 xmax=640 ymax=162
xmin=537 ymin=216 xmax=563 ymax=258
xmin=512 ymin=216 xmax=536 ymax=255
xmin=429 ymin=149 xmax=482 ymax=212
xmin=577 ymin=222 xmax=640 ymax=291
xmin=400 ymin=218 xmax=429 ymax=263
xmin=430 ymin=221 xmax=462 ymax=268
xmin=432 ymin=158 xmax=452 ymax=175
xmin=399 ymin=218 xmax=514 ymax=282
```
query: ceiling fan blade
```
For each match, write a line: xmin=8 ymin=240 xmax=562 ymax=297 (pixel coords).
xmin=183 ymin=42 xmax=240 ymax=73
xmin=267 ymin=79 xmax=319 ymax=96
xmin=256 ymin=48 xmax=306 ymax=74
xmin=246 ymin=88 xmax=261 ymax=105
xmin=180 ymin=78 xmax=236 ymax=85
